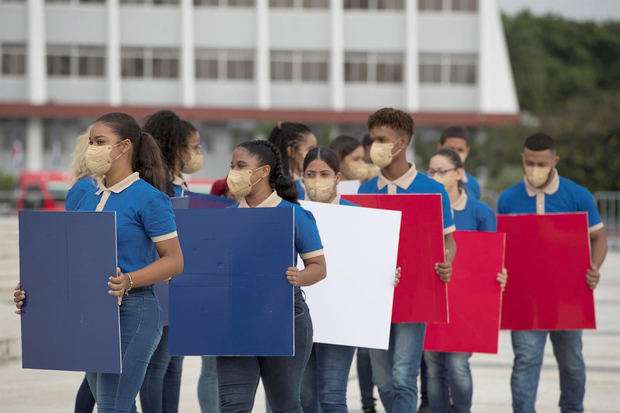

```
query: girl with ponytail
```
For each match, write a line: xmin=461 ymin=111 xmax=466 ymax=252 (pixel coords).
xmin=219 ymin=139 xmax=327 ymax=413
xmin=13 ymin=112 xmax=184 ymax=412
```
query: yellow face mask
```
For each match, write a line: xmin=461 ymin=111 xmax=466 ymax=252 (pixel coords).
xmin=182 ymin=152 xmax=204 ymax=174
xmin=345 ymin=162 xmax=368 ymax=181
xmin=226 ymin=167 xmax=266 ymax=198
xmin=370 ymin=141 xmax=402 ymax=168
xmin=84 ymin=142 xmax=125 ymax=176
xmin=304 ymin=177 xmax=337 ymax=203
xmin=525 ymin=166 xmax=552 ymax=188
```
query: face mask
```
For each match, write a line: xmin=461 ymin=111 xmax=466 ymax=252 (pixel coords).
xmin=227 ymin=167 xmax=265 ymax=198
xmin=365 ymin=164 xmax=380 ymax=180
xmin=525 ymin=166 xmax=552 ymax=188
xmin=432 ymin=173 xmax=457 ymax=191
xmin=84 ymin=142 xmax=124 ymax=176
xmin=345 ymin=162 xmax=368 ymax=181
xmin=370 ymin=141 xmax=402 ymax=168
xmin=459 ymin=152 xmax=468 ymax=163
xmin=304 ymin=177 xmax=336 ymax=203
xmin=182 ymin=152 xmax=204 ymax=174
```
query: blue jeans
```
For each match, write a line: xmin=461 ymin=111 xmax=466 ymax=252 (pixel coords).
xmin=217 ymin=292 xmax=313 ymax=413
xmin=198 ymin=356 xmax=220 ymax=413
xmin=511 ymin=330 xmax=585 ymax=413
xmin=301 ymin=343 xmax=356 ymax=413
xmin=368 ymin=322 xmax=426 ymax=413
xmin=356 ymin=347 xmax=376 ymax=409
xmin=87 ymin=289 xmax=163 ymax=413
xmin=139 ymin=325 xmax=184 ymax=413
xmin=75 ymin=375 xmax=95 ymax=413
xmin=424 ymin=351 xmax=473 ymax=413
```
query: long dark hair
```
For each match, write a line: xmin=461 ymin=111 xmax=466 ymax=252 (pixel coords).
xmin=268 ymin=121 xmax=312 ymax=177
xmin=329 ymin=135 xmax=361 ymax=163
xmin=238 ymin=140 xmax=299 ymax=204
xmin=142 ymin=110 xmax=196 ymax=196
xmin=431 ymin=148 xmax=465 ymax=187
xmin=303 ymin=147 xmax=340 ymax=174
xmin=95 ymin=112 xmax=167 ymax=192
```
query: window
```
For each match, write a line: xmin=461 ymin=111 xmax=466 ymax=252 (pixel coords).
xmin=47 ymin=46 xmax=72 ymax=76
xmin=344 ymin=0 xmax=402 ymax=10
xmin=121 ymin=0 xmax=179 ymax=5
xmin=418 ymin=0 xmax=442 ymax=11
xmin=271 ymin=50 xmax=328 ymax=82
xmin=152 ymin=48 xmax=179 ymax=79
xmin=419 ymin=52 xmax=477 ymax=85
xmin=451 ymin=0 xmax=477 ymax=11
xmin=78 ymin=46 xmax=105 ymax=77
xmin=419 ymin=53 xmax=442 ymax=83
xmin=303 ymin=0 xmax=328 ymax=8
xmin=345 ymin=51 xmax=403 ymax=83
xmin=194 ymin=0 xmax=253 ymax=6
xmin=1 ymin=44 xmax=27 ymax=76
xmin=194 ymin=0 xmax=218 ymax=5
xmin=450 ymin=53 xmax=476 ymax=84
xmin=121 ymin=48 xmax=145 ymax=78
xmin=195 ymin=49 xmax=254 ymax=80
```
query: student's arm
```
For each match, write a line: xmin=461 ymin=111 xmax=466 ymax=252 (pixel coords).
xmin=587 ymin=228 xmax=607 ymax=290
xmin=436 ymin=232 xmax=456 ymax=283
xmin=108 ymin=238 xmax=184 ymax=297
xmin=286 ymin=255 xmax=327 ymax=287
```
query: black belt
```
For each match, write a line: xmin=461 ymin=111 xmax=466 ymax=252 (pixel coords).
xmin=126 ymin=285 xmax=154 ymax=295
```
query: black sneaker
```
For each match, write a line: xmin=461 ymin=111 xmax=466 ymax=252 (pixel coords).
xmin=363 ymin=408 xmax=377 ymax=413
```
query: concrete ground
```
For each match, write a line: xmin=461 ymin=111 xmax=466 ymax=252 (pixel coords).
xmin=0 ymin=216 xmax=619 ymax=412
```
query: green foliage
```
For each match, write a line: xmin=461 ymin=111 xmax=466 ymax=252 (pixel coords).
xmin=0 ymin=172 xmax=16 ymax=191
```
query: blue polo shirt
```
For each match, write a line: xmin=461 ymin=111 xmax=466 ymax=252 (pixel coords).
xmin=463 ymin=172 xmax=481 ymax=200
xmin=296 ymin=180 xmax=306 ymax=200
xmin=358 ymin=164 xmax=455 ymax=234
xmin=171 ymin=175 xmax=188 ymax=197
xmin=65 ymin=177 xmax=96 ymax=211
xmin=497 ymin=172 xmax=603 ymax=232
xmin=76 ymin=172 xmax=178 ymax=279
xmin=452 ymin=192 xmax=496 ymax=232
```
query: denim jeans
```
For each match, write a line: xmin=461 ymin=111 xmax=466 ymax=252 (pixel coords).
xmin=87 ymin=289 xmax=163 ymax=413
xmin=198 ymin=356 xmax=220 ymax=413
xmin=75 ymin=375 xmax=95 ymax=413
xmin=424 ymin=351 xmax=473 ymax=413
xmin=419 ymin=356 xmax=428 ymax=407
xmin=301 ymin=343 xmax=356 ymax=413
xmin=139 ymin=325 xmax=184 ymax=413
xmin=356 ymin=347 xmax=376 ymax=409
xmin=511 ymin=330 xmax=585 ymax=413
xmin=217 ymin=291 xmax=313 ymax=413
xmin=368 ymin=322 xmax=426 ymax=413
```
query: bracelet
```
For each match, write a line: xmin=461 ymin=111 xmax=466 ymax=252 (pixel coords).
xmin=125 ymin=272 xmax=134 ymax=295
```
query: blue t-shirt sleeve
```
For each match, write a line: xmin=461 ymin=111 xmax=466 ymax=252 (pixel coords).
xmin=140 ymin=190 xmax=178 ymax=240
xmin=477 ymin=202 xmax=497 ymax=232
xmin=575 ymin=186 xmax=603 ymax=229
xmin=295 ymin=206 xmax=323 ymax=258
xmin=438 ymin=186 xmax=455 ymax=231
xmin=65 ymin=178 xmax=95 ymax=211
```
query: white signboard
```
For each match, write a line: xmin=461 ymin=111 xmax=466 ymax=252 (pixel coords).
xmin=299 ymin=200 xmax=401 ymax=349
xmin=337 ymin=180 xmax=361 ymax=195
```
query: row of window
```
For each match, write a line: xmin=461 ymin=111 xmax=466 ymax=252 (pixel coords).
xmin=1 ymin=44 xmax=477 ymax=85
xmin=1 ymin=0 xmax=477 ymax=11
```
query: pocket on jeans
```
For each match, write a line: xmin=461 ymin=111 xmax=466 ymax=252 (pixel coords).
xmin=120 ymin=295 xmax=144 ymax=311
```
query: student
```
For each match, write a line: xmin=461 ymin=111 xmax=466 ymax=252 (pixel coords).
xmin=15 ymin=112 xmax=184 ymax=413
xmin=139 ymin=111 xmax=204 ymax=413
xmin=218 ymin=139 xmax=326 ymax=413
xmin=299 ymin=147 xmax=400 ymax=413
xmin=424 ymin=148 xmax=508 ymax=413
xmin=268 ymin=121 xmax=318 ymax=199
xmin=497 ymin=133 xmax=607 ymax=413
xmin=329 ymin=135 xmax=369 ymax=182
xmin=358 ymin=108 xmax=456 ymax=413
xmin=65 ymin=125 xmax=97 ymax=212
xmin=143 ymin=110 xmax=203 ymax=198
xmin=437 ymin=126 xmax=481 ymax=200
xmin=360 ymin=133 xmax=380 ymax=181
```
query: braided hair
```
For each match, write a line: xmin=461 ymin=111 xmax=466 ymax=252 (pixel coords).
xmin=238 ymin=140 xmax=299 ymax=204
xmin=268 ymin=121 xmax=313 ymax=177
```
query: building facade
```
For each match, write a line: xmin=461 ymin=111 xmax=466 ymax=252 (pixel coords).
xmin=0 ymin=0 xmax=519 ymax=177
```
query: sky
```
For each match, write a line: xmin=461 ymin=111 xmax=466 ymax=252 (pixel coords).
xmin=498 ymin=0 xmax=620 ymax=22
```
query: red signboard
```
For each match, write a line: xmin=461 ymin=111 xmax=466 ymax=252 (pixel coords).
xmin=424 ymin=231 xmax=505 ymax=354
xmin=498 ymin=213 xmax=595 ymax=330
xmin=342 ymin=194 xmax=447 ymax=323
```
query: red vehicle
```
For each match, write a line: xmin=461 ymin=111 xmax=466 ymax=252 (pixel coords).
xmin=16 ymin=171 xmax=71 ymax=211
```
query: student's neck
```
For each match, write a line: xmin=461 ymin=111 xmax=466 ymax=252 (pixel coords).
xmin=448 ymin=186 xmax=462 ymax=205
xmin=245 ymin=184 xmax=274 ymax=207
xmin=381 ymin=156 xmax=410 ymax=181
xmin=105 ymin=163 xmax=134 ymax=188
xmin=326 ymin=192 xmax=338 ymax=204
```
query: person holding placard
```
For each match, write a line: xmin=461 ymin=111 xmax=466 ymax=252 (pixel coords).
xmin=268 ymin=121 xmax=318 ymax=199
xmin=423 ymin=148 xmax=507 ymax=413
xmin=497 ymin=133 xmax=607 ymax=413
xmin=300 ymin=146 xmax=401 ymax=413
xmin=358 ymin=108 xmax=456 ymax=413
xmin=218 ymin=139 xmax=326 ymax=413
xmin=140 ymin=111 xmax=206 ymax=413
xmin=437 ymin=126 xmax=481 ymax=200
xmin=15 ymin=112 xmax=184 ymax=413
